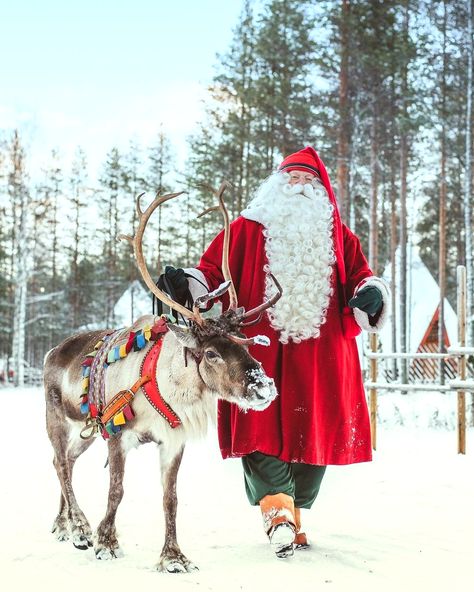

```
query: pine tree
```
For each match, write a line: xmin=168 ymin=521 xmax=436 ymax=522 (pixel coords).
xmin=253 ymin=0 xmax=316 ymax=166
xmin=186 ymin=125 xmax=225 ymax=263
xmin=98 ymin=147 xmax=125 ymax=327
xmin=67 ymin=147 xmax=90 ymax=331
xmin=417 ymin=0 xmax=470 ymax=307
xmin=146 ymin=130 xmax=175 ymax=269
xmin=37 ymin=149 xmax=68 ymax=349
xmin=212 ymin=0 xmax=258 ymax=215
xmin=188 ymin=0 xmax=319 ymax=236
xmin=120 ymin=140 xmax=146 ymax=292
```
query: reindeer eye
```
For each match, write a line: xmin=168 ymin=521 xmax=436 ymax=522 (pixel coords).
xmin=205 ymin=350 xmax=219 ymax=361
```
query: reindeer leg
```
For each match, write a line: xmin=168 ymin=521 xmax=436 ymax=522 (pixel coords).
xmin=157 ymin=445 xmax=197 ymax=573
xmin=95 ymin=436 xmax=126 ymax=560
xmin=51 ymin=438 xmax=94 ymax=542
xmin=47 ymin=407 xmax=94 ymax=550
xmin=51 ymin=492 xmax=69 ymax=541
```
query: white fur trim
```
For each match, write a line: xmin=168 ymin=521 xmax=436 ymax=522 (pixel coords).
xmin=352 ymin=276 xmax=391 ymax=333
xmin=183 ymin=268 xmax=209 ymax=302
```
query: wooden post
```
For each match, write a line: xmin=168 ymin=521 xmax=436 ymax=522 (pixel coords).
xmin=456 ymin=265 xmax=467 ymax=454
xmin=369 ymin=333 xmax=378 ymax=450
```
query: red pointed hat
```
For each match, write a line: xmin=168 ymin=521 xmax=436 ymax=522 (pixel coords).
xmin=279 ymin=146 xmax=346 ymax=284
xmin=278 ymin=146 xmax=321 ymax=176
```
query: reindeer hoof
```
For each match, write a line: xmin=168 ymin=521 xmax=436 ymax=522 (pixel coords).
xmin=95 ymin=545 xmax=123 ymax=560
xmin=157 ymin=557 xmax=198 ymax=573
xmin=73 ymin=533 xmax=93 ymax=550
xmin=51 ymin=517 xmax=70 ymax=542
xmin=52 ymin=525 xmax=69 ymax=542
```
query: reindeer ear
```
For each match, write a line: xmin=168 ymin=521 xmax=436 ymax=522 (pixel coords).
xmin=167 ymin=323 xmax=199 ymax=349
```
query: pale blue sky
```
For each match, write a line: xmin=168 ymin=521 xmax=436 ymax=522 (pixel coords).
xmin=0 ymin=0 xmax=244 ymax=178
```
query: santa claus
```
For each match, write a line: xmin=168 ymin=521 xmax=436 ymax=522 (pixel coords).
xmin=159 ymin=146 xmax=390 ymax=558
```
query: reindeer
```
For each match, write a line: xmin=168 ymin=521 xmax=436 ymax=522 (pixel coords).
xmin=43 ymin=184 xmax=281 ymax=573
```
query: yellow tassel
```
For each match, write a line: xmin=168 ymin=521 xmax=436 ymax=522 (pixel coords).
xmin=144 ymin=325 xmax=151 ymax=340
xmin=113 ymin=411 xmax=126 ymax=426
xmin=119 ymin=344 xmax=127 ymax=358
xmin=82 ymin=377 xmax=89 ymax=389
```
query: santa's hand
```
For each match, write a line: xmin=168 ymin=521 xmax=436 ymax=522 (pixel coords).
xmin=348 ymin=285 xmax=383 ymax=316
xmin=157 ymin=266 xmax=189 ymax=305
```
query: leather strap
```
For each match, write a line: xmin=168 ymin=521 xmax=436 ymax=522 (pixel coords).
xmin=100 ymin=374 xmax=151 ymax=425
xmin=140 ymin=339 xmax=182 ymax=428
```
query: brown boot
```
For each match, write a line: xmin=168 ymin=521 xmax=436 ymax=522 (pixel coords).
xmin=259 ymin=493 xmax=296 ymax=558
xmin=294 ymin=508 xmax=310 ymax=550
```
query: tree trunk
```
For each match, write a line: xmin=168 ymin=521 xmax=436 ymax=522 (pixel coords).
xmin=438 ymin=0 xmax=448 ymax=383
xmin=464 ymin=0 xmax=474 ymax=348
xmin=71 ymin=182 xmax=81 ymax=330
xmin=12 ymin=190 xmax=28 ymax=387
xmin=337 ymin=0 xmax=351 ymax=223
xmin=369 ymin=112 xmax=379 ymax=274
xmin=399 ymin=133 xmax=408 ymax=384
xmin=399 ymin=1 xmax=409 ymax=385
xmin=390 ymin=133 xmax=398 ymax=380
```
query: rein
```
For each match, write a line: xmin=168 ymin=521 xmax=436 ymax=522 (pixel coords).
xmin=183 ymin=347 xmax=206 ymax=385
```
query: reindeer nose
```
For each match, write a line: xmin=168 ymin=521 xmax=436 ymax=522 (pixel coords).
xmin=245 ymin=366 xmax=277 ymax=409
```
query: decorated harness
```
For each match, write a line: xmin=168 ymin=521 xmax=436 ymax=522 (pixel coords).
xmin=80 ymin=317 xmax=181 ymax=439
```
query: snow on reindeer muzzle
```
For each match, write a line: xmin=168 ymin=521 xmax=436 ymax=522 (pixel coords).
xmin=243 ymin=364 xmax=278 ymax=411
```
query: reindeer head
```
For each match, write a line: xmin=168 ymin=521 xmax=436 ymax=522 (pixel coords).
xmin=119 ymin=183 xmax=281 ymax=412
xmin=163 ymin=309 xmax=275 ymax=410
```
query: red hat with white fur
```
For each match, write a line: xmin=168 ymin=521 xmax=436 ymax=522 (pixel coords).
xmin=279 ymin=146 xmax=346 ymax=285
xmin=278 ymin=146 xmax=321 ymax=177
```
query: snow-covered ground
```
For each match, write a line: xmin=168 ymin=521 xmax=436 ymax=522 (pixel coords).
xmin=1 ymin=387 xmax=473 ymax=592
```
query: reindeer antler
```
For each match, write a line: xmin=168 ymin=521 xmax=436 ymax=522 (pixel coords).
xmin=119 ymin=191 xmax=204 ymax=326
xmin=198 ymin=182 xmax=238 ymax=310
xmin=241 ymin=274 xmax=283 ymax=322
xmin=198 ymin=184 xmax=282 ymax=325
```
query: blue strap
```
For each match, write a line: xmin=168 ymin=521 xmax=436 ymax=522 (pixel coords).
xmin=136 ymin=333 xmax=146 ymax=349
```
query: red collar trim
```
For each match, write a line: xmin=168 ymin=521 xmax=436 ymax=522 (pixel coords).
xmin=140 ymin=334 xmax=182 ymax=429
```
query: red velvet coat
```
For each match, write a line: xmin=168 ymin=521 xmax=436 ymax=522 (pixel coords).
xmin=197 ymin=216 xmax=373 ymax=466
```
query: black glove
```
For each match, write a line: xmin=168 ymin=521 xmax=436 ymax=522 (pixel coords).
xmin=157 ymin=265 xmax=189 ymax=306
xmin=348 ymin=285 xmax=383 ymax=316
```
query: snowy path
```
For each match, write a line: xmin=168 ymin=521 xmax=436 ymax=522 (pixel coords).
xmin=1 ymin=387 xmax=472 ymax=592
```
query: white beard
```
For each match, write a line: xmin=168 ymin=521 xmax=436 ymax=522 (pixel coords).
xmin=241 ymin=172 xmax=336 ymax=344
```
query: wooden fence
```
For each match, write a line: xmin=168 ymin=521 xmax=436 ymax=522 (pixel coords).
xmin=364 ymin=266 xmax=473 ymax=454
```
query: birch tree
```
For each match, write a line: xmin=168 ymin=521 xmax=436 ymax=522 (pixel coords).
xmin=9 ymin=131 xmax=30 ymax=386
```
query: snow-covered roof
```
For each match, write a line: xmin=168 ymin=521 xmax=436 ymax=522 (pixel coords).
xmin=113 ymin=280 xmax=152 ymax=326
xmin=378 ymin=244 xmax=457 ymax=352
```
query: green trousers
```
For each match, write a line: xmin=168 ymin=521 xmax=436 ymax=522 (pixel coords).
xmin=241 ymin=451 xmax=327 ymax=509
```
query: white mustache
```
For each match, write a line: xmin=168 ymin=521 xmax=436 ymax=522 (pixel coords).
xmin=281 ymin=182 xmax=316 ymax=199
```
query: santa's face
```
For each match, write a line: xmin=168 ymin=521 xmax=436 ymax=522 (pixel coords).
xmin=287 ymin=170 xmax=316 ymax=185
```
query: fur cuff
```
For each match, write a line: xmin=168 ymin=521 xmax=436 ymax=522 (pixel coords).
xmin=352 ymin=276 xmax=391 ymax=333
xmin=183 ymin=268 xmax=209 ymax=302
